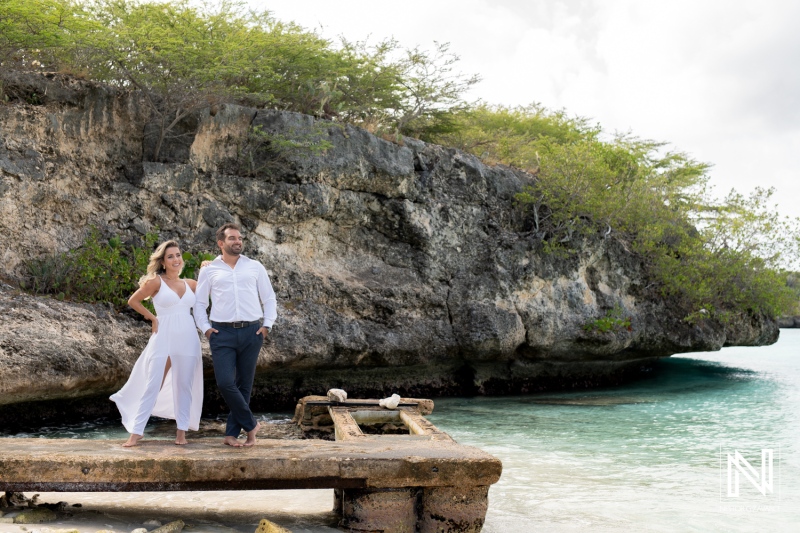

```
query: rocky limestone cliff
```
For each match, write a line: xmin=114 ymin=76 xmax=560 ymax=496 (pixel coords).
xmin=0 ymin=72 xmax=778 ymax=422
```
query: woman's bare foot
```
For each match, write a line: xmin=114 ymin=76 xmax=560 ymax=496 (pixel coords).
xmin=243 ymin=422 xmax=261 ymax=447
xmin=122 ymin=434 xmax=143 ymax=447
xmin=175 ymin=430 xmax=188 ymax=445
xmin=223 ymin=436 xmax=243 ymax=447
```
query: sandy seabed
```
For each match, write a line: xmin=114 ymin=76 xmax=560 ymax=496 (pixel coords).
xmin=0 ymin=490 xmax=339 ymax=533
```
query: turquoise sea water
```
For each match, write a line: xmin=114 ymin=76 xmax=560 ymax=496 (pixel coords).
xmin=427 ymin=328 xmax=800 ymax=532
xmin=4 ymin=330 xmax=799 ymax=532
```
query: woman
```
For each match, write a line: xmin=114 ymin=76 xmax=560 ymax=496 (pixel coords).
xmin=110 ymin=240 xmax=203 ymax=447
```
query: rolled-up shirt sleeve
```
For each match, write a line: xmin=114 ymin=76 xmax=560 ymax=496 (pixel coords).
xmin=257 ymin=265 xmax=277 ymax=328
xmin=193 ymin=267 xmax=213 ymax=334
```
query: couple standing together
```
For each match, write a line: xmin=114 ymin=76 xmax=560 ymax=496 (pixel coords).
xmin=110 ymin=223 xmax=277 ymax=447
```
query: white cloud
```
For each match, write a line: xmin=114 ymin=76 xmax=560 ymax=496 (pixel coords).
xmin=248 ymin=0 xmax=800 ymax=218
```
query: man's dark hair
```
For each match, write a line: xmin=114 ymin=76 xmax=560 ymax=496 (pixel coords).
xmin=216 ymin=222 xmax=241 ymax=243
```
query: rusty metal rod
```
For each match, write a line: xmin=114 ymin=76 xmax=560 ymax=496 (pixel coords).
xmin=305 ymin=401 xmax=419 ymax=407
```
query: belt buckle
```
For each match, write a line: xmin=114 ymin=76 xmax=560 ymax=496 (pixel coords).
xmin=233 ymin=321 xmax=246 ymax=328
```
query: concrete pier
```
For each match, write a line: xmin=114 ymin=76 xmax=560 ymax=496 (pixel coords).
xmin=0 ymin=398 xmax=501 ymax=532
xmin=0 ymin=437 xmax=500 ymax=491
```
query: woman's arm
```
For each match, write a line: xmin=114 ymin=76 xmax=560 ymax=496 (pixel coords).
xmin=128 ymin=277 xmax=161 ymax=333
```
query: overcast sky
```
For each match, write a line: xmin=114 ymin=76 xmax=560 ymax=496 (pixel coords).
xmin=250 ymin=0 xmax=800 ymax=219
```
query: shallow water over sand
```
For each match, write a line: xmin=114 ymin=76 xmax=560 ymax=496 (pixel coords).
xmin=427 ymin=329 xmax=800 ymax=532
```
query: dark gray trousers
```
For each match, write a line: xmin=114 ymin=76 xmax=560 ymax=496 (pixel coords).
xmin=209 ymin=322 xmax=263 ymax=437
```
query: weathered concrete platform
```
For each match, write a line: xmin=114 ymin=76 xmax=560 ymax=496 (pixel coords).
xmin=0 ymin=398 xmax=502 ymax=532
xmin=0 ymin=437 xmax=500 ymax=492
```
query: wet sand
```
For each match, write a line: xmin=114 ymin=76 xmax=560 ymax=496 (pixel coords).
xmin=0 ymin=490 xmax=338 ymax=533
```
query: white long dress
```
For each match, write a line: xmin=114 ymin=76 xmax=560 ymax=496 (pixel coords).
xmin=110 ymin=278 xmax=204 ymax=434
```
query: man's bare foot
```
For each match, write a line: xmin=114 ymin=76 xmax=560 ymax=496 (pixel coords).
xmin=122 ymin=434 xmax=143 ymax=447
xmin=243 ymin=422 xmax=261 ymax=447
xmin=223 ymin=436 xmax=243 ymax=447
xmin=175 ymin=430 xmax=188 ymax=446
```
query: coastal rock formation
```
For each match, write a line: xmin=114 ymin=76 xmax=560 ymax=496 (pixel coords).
xmin=777 ymin=316 xmax=799 ymax=328
xmin=0 ymin=282 xmax=150 ymax=407
xmin=0 ymin=71 xmax=779 ymax=418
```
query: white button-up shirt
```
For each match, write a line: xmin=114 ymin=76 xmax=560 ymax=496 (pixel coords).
xmin=194 ymin=254 xmax=277 ymax=334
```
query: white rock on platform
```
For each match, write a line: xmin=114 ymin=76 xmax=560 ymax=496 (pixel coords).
xmin=327 ymin=388 xmax=347 ymax=402
xmin=379 ymin=394 xmax=401 ymax=409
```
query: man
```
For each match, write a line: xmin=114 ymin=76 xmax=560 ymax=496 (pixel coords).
xmin=194 ymin=223 xmax=277 ymax=447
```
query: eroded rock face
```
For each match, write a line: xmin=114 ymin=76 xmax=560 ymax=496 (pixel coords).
xmin=0 ymin=282 xmax=151 ymax=407
xmin=0 ymin=71 xmax=779 ymax=417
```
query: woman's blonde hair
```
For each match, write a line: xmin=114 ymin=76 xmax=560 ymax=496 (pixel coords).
xmin=138 ymin=240 xmax=182 ymax=288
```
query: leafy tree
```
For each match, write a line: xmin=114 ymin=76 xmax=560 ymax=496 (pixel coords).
xmin=231 ymin=123 xmax=335 ymax=177
xmin=428 ymin=103 xmax=591 ymax=167
xmin=78 ymin=1 xmax=362 ymax=159
xmin=434 ymin=104 xmax=800 ymax=320
xmin=0 ymin=0 xmax=87 ymax=69
xmin=656 ymin=187 xmax=800 ymax=320
xmin=785 ymin=272 xmax=800 ymax=316
xmin=442 ymin=105 xmax=709 ymax=243
xmin=82 ymin=0 xmax=265 ymax=160
xmin=256 ymin=37 xmax=480 ymax=138
xmin=390 ymin=41 xmax=480 ymax=138
xmin=2 ymin=0 xmax=479 ymax=147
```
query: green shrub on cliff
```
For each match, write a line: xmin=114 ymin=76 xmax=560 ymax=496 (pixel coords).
xmin=230 ymin=122 xmax=336 ymax=177
xmin=583 ymin=306 xmax=632 ymax=334
xmin=20 ymin=229 xmax=211 ymax=310
xmin=22 ymin=229 xmax=156 ymax=307
xmin=81 ymin=0 xmax=338 ymax=160
xmin=22 ymin=229 xmax=217 ymax=308
xmin=0 ymin=0 xmax=82 ymax=68
xmin=0 ymin=0 xmax=477 ymax=157
xmin=428 ymin=105 xmax=800 ymax=321
xmin=71 ymin=230 xmax=155 ymax=307
xmin=657 ymin=188 xmax=800 ymax=320
xmin=424 ymin=103 xmax=590 ymax=167
xmin=785 ymin=273 xmax=800 ymax=316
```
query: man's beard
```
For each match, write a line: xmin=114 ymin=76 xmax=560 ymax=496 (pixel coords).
xmin=224 ymin=244 xmax=242 ymax=256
